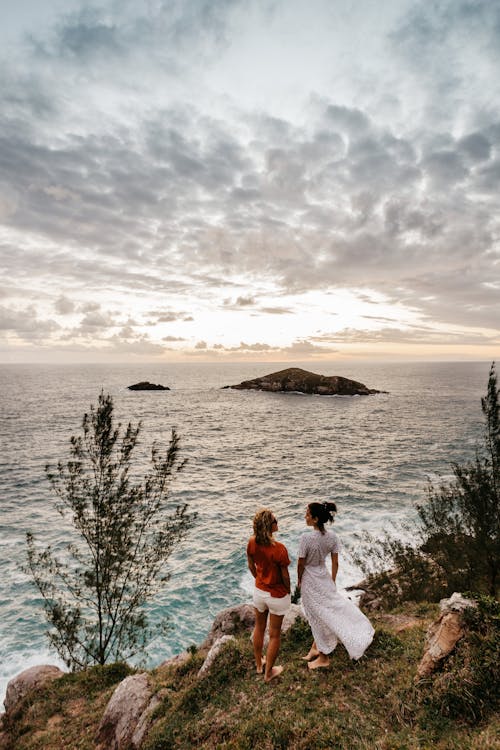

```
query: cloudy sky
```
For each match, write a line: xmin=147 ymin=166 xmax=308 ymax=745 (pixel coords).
xmin=1 ymin=0 xmax=499 ymax=363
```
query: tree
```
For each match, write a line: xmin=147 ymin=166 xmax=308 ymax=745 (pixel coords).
xmin=26 ymin=392 xmax=196 ymax=669
xmin=352 ymin=362 xmax=500 ymax=602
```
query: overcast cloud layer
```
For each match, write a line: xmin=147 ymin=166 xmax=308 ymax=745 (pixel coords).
xmin=1 ymin=0 xmax=499 ymax=362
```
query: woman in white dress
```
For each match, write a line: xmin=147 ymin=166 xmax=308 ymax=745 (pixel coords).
xmin=297 ymin=502 xmax=374 ymax=669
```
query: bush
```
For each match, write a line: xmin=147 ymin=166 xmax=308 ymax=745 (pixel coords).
xmin=351 ymin=363 xmax=500 ymax=604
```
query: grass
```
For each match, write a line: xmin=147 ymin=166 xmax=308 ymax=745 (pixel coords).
xmin=2 ymin=604 xmax=499 ymax=750
xmin=0 ymin=663 xmax=133 ymax=750
xmin=143 ymin=607 xmax=499 ymax=750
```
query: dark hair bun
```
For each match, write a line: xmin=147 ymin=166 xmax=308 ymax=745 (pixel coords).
xmin=308 ymin=501 xmax=337 ymax=530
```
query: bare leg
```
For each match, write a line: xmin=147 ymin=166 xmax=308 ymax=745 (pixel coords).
xmin=253 ymin=608 xmax=268 ymax=673
xmin=264 ymin=613 xmax=285 ymax=683
xmin=308 ymin=652 xmax=330 ymax=670
xmin=302 ymin=640 xmax=320 ymax=661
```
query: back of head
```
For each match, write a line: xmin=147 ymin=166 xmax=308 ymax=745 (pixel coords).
xmin=309 ymin=501 xmax=337 ymax=533
xmin=253 ymin=508 xmax=274 ymax=546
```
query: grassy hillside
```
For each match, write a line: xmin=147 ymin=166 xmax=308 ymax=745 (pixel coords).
xmin=2 ymin=601 xmax=499 ymax=750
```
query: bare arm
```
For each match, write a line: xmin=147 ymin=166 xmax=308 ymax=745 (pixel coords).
xmin=297 ymin=557 xmax=306 ymax=588
xmin=247 ymin=552 xmax=257 ymax=579
xmin=331 ymin=552 xmax=338 ymax=583
xmin=280 ymin=564 xmax=291 ymax=595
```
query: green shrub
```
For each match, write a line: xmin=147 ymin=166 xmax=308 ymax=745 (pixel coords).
xmin=350 ymin=362 xmax=500 ymax=604
xmin=282 ymin=616 xmax=312 ymax=649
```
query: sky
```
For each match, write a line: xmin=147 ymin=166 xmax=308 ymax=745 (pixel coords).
xmin=1 ymin=0 xmax=499 ymax=364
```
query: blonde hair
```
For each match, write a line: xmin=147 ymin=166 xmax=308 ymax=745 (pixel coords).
xmin=253 ymin=508 xmax=275 ymax=546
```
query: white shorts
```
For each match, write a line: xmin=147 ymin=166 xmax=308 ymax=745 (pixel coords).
xmin=253 ymin=588 xmax=291 ymax=616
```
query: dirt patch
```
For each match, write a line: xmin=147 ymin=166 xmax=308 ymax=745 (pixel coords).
xmin=47 ymin=714 xmax=64 ymax=730
xmin=66 ymin=698 xmax=87 ymax=717
xmin=376 ymin=614 xmax=423 ymax=632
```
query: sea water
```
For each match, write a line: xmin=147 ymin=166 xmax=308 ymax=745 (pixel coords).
xmin=0 ymin=360 xmax=490 ymax=706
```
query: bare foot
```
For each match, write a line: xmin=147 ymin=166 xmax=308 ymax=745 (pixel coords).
xmin=307 ymin=656 xmax=330 ymax=670
xmin=256 ymin=656 xmax=266 ymax=674
xmin=264 ymin=665 xmax=283 ymax=682
xmin=302 ymin=649 xmax=320 ymax=661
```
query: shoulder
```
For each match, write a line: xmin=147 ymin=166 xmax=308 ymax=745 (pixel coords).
xmin=298 ymin=532 xmax=311 ymax=553
xmin=327 ymin=530 xmax=340 ymax=549
xmin=247 ymin=536 xmax=256 ymax=553
xmin=274 ymin=540 xmax=290 ymax=561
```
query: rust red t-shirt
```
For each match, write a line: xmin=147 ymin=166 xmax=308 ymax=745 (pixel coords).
xmin=247 ymin=536 xmax=290 ymax=598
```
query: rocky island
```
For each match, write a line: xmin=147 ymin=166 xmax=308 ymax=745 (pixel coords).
xmin=127 ymin=382 xmax=170 ymax=391
xmin=223 ymin=367 xmax=384 ymax=396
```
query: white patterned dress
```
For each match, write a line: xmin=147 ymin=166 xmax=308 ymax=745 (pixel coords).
xmin=299 ymin=529 xmax=374 ymax=660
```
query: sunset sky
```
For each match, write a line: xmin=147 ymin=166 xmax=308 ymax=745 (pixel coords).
xmin=1 ymin=0 xmax=499 ymax=363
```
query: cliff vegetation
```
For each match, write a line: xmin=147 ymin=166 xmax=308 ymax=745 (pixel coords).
xmin=1 ymin=597 xmax=499 ymax=750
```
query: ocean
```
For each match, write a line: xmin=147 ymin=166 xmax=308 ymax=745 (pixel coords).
xmin=0 ymin=360 xmax=491 ymax=707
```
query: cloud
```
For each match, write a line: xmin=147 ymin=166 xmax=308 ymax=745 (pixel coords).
xmin=227 ymin=341 xmax=274 ymax=351
xmin=101 ymin=334 xmax=165 ymax=356
xmin=54 ymin=295 xmax=75 ymax=314
xmin=312 ymin=326 xmax=500 ymax=346
xmin=182 ymin=338 xmax=337 ymax=358
xmin=259 ymin=306 xmax=292 ymax=315
xmin=155 ymin=313 xmax=182 ymax=323
xmin=458 ymin=132 xmax=492 ymax=163
xmin=0 ymin=304 xmax=60 ymax=341
xmin=79 ymin=310 xmax=116 ymax=329
xmin=282 ymin=339 xmax=337 ymax=356
xmin=223 ymin=295 xmax=256 ymax=308
xmin=1 ymin=0 xmax=499 ymax=361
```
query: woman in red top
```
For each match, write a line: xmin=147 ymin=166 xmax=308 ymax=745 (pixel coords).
xmin=247 ymin=509 xmax=291 ymax=682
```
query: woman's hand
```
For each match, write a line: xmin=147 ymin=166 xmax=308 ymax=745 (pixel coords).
xmin=297 ymin=557 xmax=305 ymax=589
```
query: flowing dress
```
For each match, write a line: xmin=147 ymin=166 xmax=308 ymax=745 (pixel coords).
xmin=299 ymin=529 xmax=374 ymax=660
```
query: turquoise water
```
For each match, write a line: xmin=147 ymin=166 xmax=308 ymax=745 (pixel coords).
xmin=0 ymin=360 xmax=490 ymax=705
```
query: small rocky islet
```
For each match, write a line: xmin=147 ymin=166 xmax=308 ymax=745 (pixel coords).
xmin=223 ymin=367 xmax=385 ymax=396
xmin=127 ymin=382 xmax=170 ymax=391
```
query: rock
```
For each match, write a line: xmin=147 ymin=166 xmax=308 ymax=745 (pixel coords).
xmin=198 ymin=635 xmax=236 ymax=676
xmin=282 ymin=603 xmax=305 ymax=633
xmin=131 ymin=689 xmax=170 ymax=749
xmin=439 ymin=591 xmax=477 ymax=614
xmin=354 ymin=589 xmax=383 ymax=611
xmin=223 ymin=367 xmax=385 ymax=396
xmin=346 ymin=579 xmax=388 ymax=611
xmin=96 ymin=673 xmax=152 ymax=750
xmin=202 ymin=602 xmax=305 ymax=652
xmin=416 ymin=592 xmax=476 ymax=678
xmin=4 ymin=665 xmax=64 ymax=715
xmin=127 ymin=382 xmax=170 ymax=391
xmin=158 ymin=651 xmax=191 ymax=670
xmin=202 ymin=604 xmax=256 ymax=649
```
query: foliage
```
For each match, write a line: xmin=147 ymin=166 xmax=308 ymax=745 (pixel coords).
xmin=291 ymin=583 xmax=301 ymax=604
xmin=26 ymin=392 xmax=196 ymax=669
xmin=351 ymin=362 xmax=500 ymax=602
xmin=350 ymin=530 xmax=448 ymax=607
xmin=417 ymin=595 xmax=500 ymax=724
